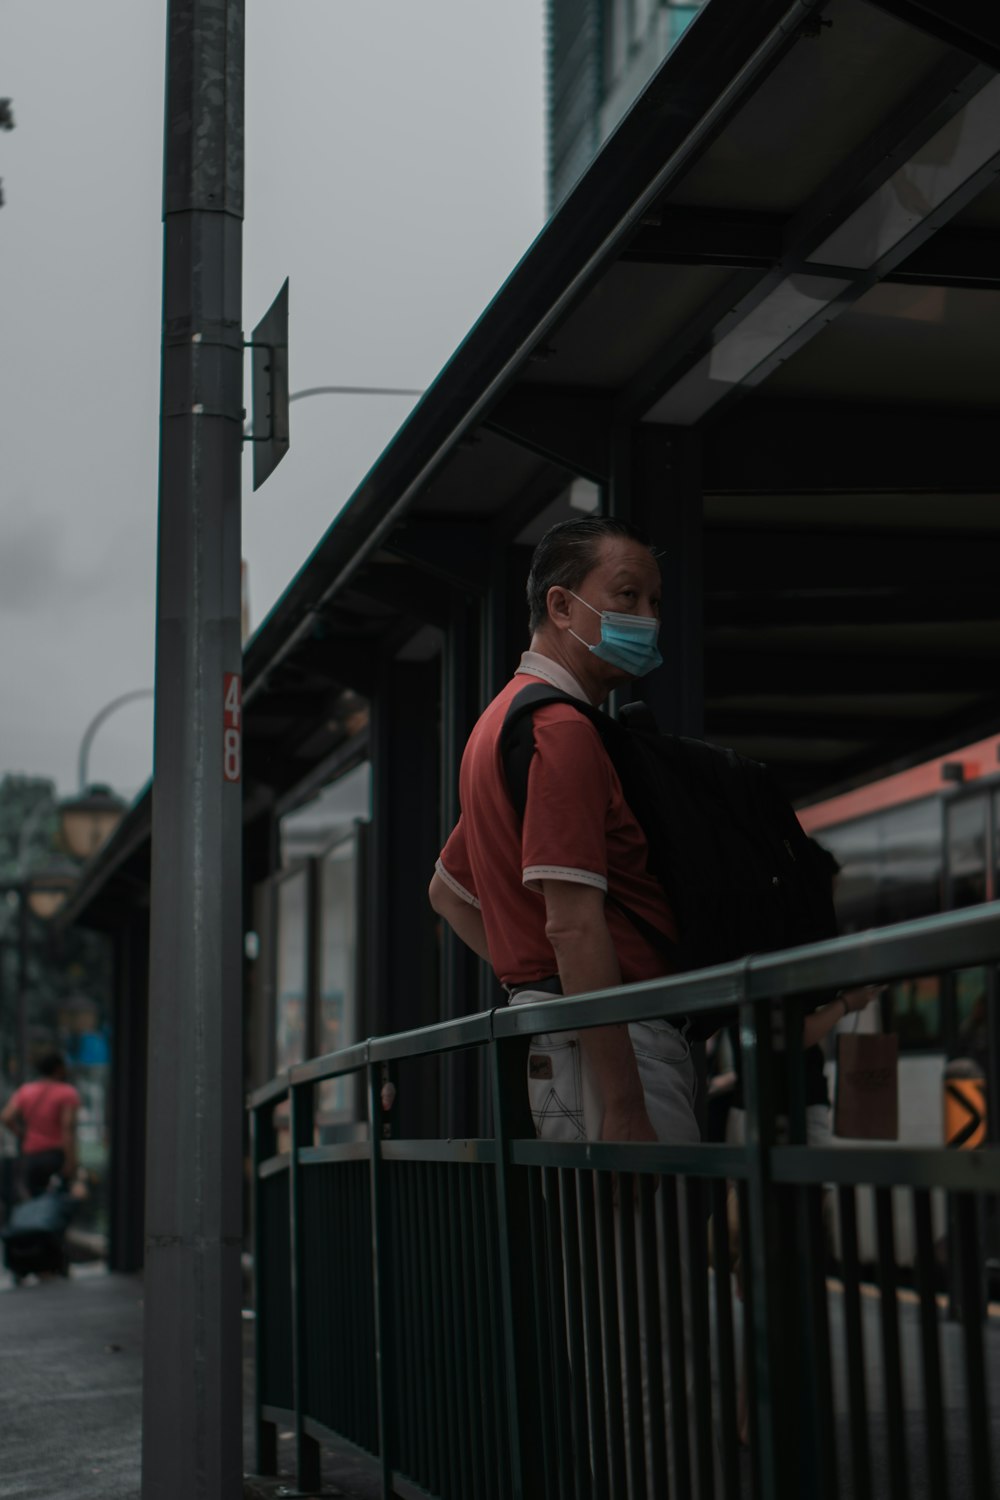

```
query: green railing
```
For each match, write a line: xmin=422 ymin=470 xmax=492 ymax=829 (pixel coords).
xmin=249 ymin=905 xmax=1000 ymax=1500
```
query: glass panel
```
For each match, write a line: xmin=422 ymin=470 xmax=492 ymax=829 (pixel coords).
xmin=275 ymin=869 xmax=308 ymax=1076
xmin=955 ymin=967 xmax=989 ymax=1073
xmin=317 ymin=833 xmax=359 ymax=1125
xmin=281 ymin=759 xmax=371 ymax=866
xmin=879 ymin=800 xmax=942 ymax=925
xmin=883 ymin=974 xmax=942 ymax=1051
xmin=946 ymin=795 xmax=988 ymax=909
xmin=820 ymin=797 xmax=941 ymax=933
xmin=818 ymin=817 xmax=880 ymax=933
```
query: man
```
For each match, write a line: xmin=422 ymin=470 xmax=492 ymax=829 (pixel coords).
xmin=429 ymin=514 xmax=698 ymax=1149
xmin=431 ymin=516 xmax=719 ymax=1497
xmin=1 ymin=1050 xmax=80 ymax=1197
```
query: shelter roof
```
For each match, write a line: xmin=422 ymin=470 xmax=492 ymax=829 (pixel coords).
xmin=64 ymin=0 xmax=1000 ymax=927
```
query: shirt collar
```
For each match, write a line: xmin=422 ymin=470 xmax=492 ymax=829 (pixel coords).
xmin=515 ymin=650 xmax=590 ymax=703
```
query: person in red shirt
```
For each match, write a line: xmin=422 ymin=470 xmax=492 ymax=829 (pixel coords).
xmin=429 ymin=516 xmax=698 ymax=1148
xmin=1 ymin=1050 xmax=81 ymax=1197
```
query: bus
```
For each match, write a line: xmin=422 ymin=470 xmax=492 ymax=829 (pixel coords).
xmin=798 ymin=731 xmax=1000 ymax=1269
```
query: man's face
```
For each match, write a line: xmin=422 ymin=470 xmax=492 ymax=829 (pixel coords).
xmin=571 ymin=536 xmax=662 ymax=624
xmin=546 ymin=534 xmax=662 ymax=686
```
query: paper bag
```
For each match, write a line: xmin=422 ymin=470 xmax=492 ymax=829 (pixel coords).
xmin=834 ymin=1032 xmax=898 ymax=1140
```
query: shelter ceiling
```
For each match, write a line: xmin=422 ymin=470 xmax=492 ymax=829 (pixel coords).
xmin=67 ymin=0 xmax=1000 ymax=925
xmin=704 ymin=494 xmax=1000 ymax=530
xmin=954 ymin=181 xmax=1000 ymax=227
xmin=411 ymin=429 xmax=559 ymax=517
xmin=761 ymin=283 xmax=1000 ymax=403
xmin=519 ymin=263 xmax=736 ymax=389
xmin=669 ymin=0 xmax=950 ymax=213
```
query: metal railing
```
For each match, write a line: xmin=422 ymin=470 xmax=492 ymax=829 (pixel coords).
xmin=249 ymin=905 xmax=1000 ymax=1500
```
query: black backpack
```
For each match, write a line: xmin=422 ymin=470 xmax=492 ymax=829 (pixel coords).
xmin=500 ymin=683 xmax=837 ymax=1034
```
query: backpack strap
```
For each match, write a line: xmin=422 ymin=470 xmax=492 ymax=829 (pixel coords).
xmin=499 ymin=683 xmax=677 ymax=961
xmin=499 ymin=683 xmax=607 ymax=819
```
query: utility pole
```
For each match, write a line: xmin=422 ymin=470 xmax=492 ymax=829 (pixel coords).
xmin=142 ymin=4 xmax=245 ymax=1498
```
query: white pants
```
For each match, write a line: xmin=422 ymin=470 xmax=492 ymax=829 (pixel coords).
xmin=520 ymin=1008 xmax=700 ymax=1147
xmin=514 ymin=997 xmax=716 ymax=1497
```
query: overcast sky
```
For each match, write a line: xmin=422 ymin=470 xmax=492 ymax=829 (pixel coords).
xmin=0 ymin=1 xmax=546 ymax=799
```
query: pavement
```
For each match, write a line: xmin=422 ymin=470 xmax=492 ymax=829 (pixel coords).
xmin=1 ymin=1265 xmax=998 ymax=1498
xmin=0 ymin=1266 xmax=379 ymax=1500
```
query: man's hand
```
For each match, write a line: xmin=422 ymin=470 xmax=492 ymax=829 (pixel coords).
xmin=541 ymin=880 xmax=653 ymax=1139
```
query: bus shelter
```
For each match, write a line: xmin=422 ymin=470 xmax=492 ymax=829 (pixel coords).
xmin=62 ymin=3 xmax=1000 ymax=1494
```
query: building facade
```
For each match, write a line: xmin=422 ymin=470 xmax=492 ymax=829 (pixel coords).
xmin=548 ymin=0 xmax=706 ymax=209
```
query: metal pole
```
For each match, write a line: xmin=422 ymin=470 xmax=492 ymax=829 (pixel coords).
xmin=16 ymin=891 xmax=29 ymax=1086
xmin=142 ymin=2 xmax=245 ymax=1497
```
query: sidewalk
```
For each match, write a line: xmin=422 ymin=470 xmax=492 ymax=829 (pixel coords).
xmin=0 ymin=1267 xmax=379 ymax=1500
xmin=1 ymin=1265 xmax=998 ymax=1497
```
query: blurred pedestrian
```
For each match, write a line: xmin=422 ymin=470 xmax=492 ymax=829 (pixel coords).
xmin=0 ymin=1050 xmax=80 ymax=1198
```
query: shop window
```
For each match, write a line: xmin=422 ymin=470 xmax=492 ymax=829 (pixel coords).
xmin=823 ymin=798 xmax=941 ymax=933
xmin=882 ymin=974 xmax=942 ymax=1051
xmin=317 ymin=829 xmax=361 ymax=1126
xmin=954 ymin=966 xmax=989 ymax=1074
xmin=947 ymin=794 xmax=988 ymax=909
xmin=274 ymin=868 xmax=308 ymax=1076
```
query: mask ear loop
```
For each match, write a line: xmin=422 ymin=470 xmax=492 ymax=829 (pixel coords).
xmin=566 ymin=592 xmax=602 ymax=654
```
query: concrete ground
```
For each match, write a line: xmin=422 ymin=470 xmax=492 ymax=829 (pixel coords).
xmin=0 ymin=1266 xmax=378 ymax=1500
xmin=1 ymin=1265 xmax=998 ymax=1498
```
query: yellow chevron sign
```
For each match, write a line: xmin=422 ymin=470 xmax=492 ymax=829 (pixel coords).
xmin=944 ymin=1078 xmax=986 ymax=1150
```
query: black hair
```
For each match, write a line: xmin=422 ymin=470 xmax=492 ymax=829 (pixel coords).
xmin=36 ymin=1050 xmax=65 ymax=1078
xmin=525 ymin=516 xmax=656 ymax=634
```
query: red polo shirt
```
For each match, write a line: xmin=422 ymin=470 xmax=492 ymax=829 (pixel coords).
xmin=436 ymin=654 xmax=677 ymax=988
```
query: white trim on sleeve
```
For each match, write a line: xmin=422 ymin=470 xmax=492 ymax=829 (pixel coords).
xmin=522 ymin=865 xmax=608 ymax=894
xmin=435 ymin=857 xmax=481 ymax=909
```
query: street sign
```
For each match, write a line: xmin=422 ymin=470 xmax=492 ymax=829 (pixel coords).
xmin=250 ymin=278 xmax=289 ymax=491
xmin=944 ymin=1074 xmax=987 ymax=1149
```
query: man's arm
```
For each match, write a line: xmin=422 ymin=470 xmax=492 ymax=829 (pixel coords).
xmin=802 ymin=985 xmax=882 ymax=1048
xmin=428 ymin=870 xmax=491 ymax=963
xmin=541 ymin=879 xmax=654 ymax=1144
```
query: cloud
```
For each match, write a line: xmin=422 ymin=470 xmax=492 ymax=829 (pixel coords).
xmin=0 ymin=513 xmax=67 ymax=611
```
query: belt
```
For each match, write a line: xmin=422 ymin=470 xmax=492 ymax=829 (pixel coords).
xmin=504 ymin=975 xmax=562 ymax=1000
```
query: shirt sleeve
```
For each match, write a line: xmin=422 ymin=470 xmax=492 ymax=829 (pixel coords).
xmin=436 ymin=816 xmax=480 ymax=908
xmin=521 ymin=716 xmax=612 ymax=893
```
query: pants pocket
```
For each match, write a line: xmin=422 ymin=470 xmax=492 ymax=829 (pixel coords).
xmin=527 ymin=1033 xmax=586 ymax=1142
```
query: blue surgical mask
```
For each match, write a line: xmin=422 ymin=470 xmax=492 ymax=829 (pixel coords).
xmin=568 ymin=591 xmax=663 ymax=677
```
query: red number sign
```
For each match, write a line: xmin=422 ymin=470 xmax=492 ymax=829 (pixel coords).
xmin=223 ymin=673 xmax=242 ymax=783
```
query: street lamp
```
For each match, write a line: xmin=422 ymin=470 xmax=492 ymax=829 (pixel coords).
xmin=56 ymin=688 xmax=153 ymax=861
xmin=58 ymin=785 xmax=126 ymax=862
xmin=1 ymin=862 xmax=79 ymax=1085
xmin=24 ymin=858 xmax=80 ymax=920
xmin=242 ymin=382 xmax=424 ymax=439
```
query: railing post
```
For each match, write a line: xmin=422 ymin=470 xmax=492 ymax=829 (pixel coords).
xmin=739 ymin=969 xmax=793 ymax=1500
xmin=785 ymin=996 xmax=839 ymax=1500
xmin=368 ymin=1056 xmax=394 ymax=1500
xmin=250 ymin=1097 xmax=278 ymax=1476
xmin=289 ymin=1078 xmax=321 ymax=1492
xmin=490 ymin=1028 xmax=546 ymax=1500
